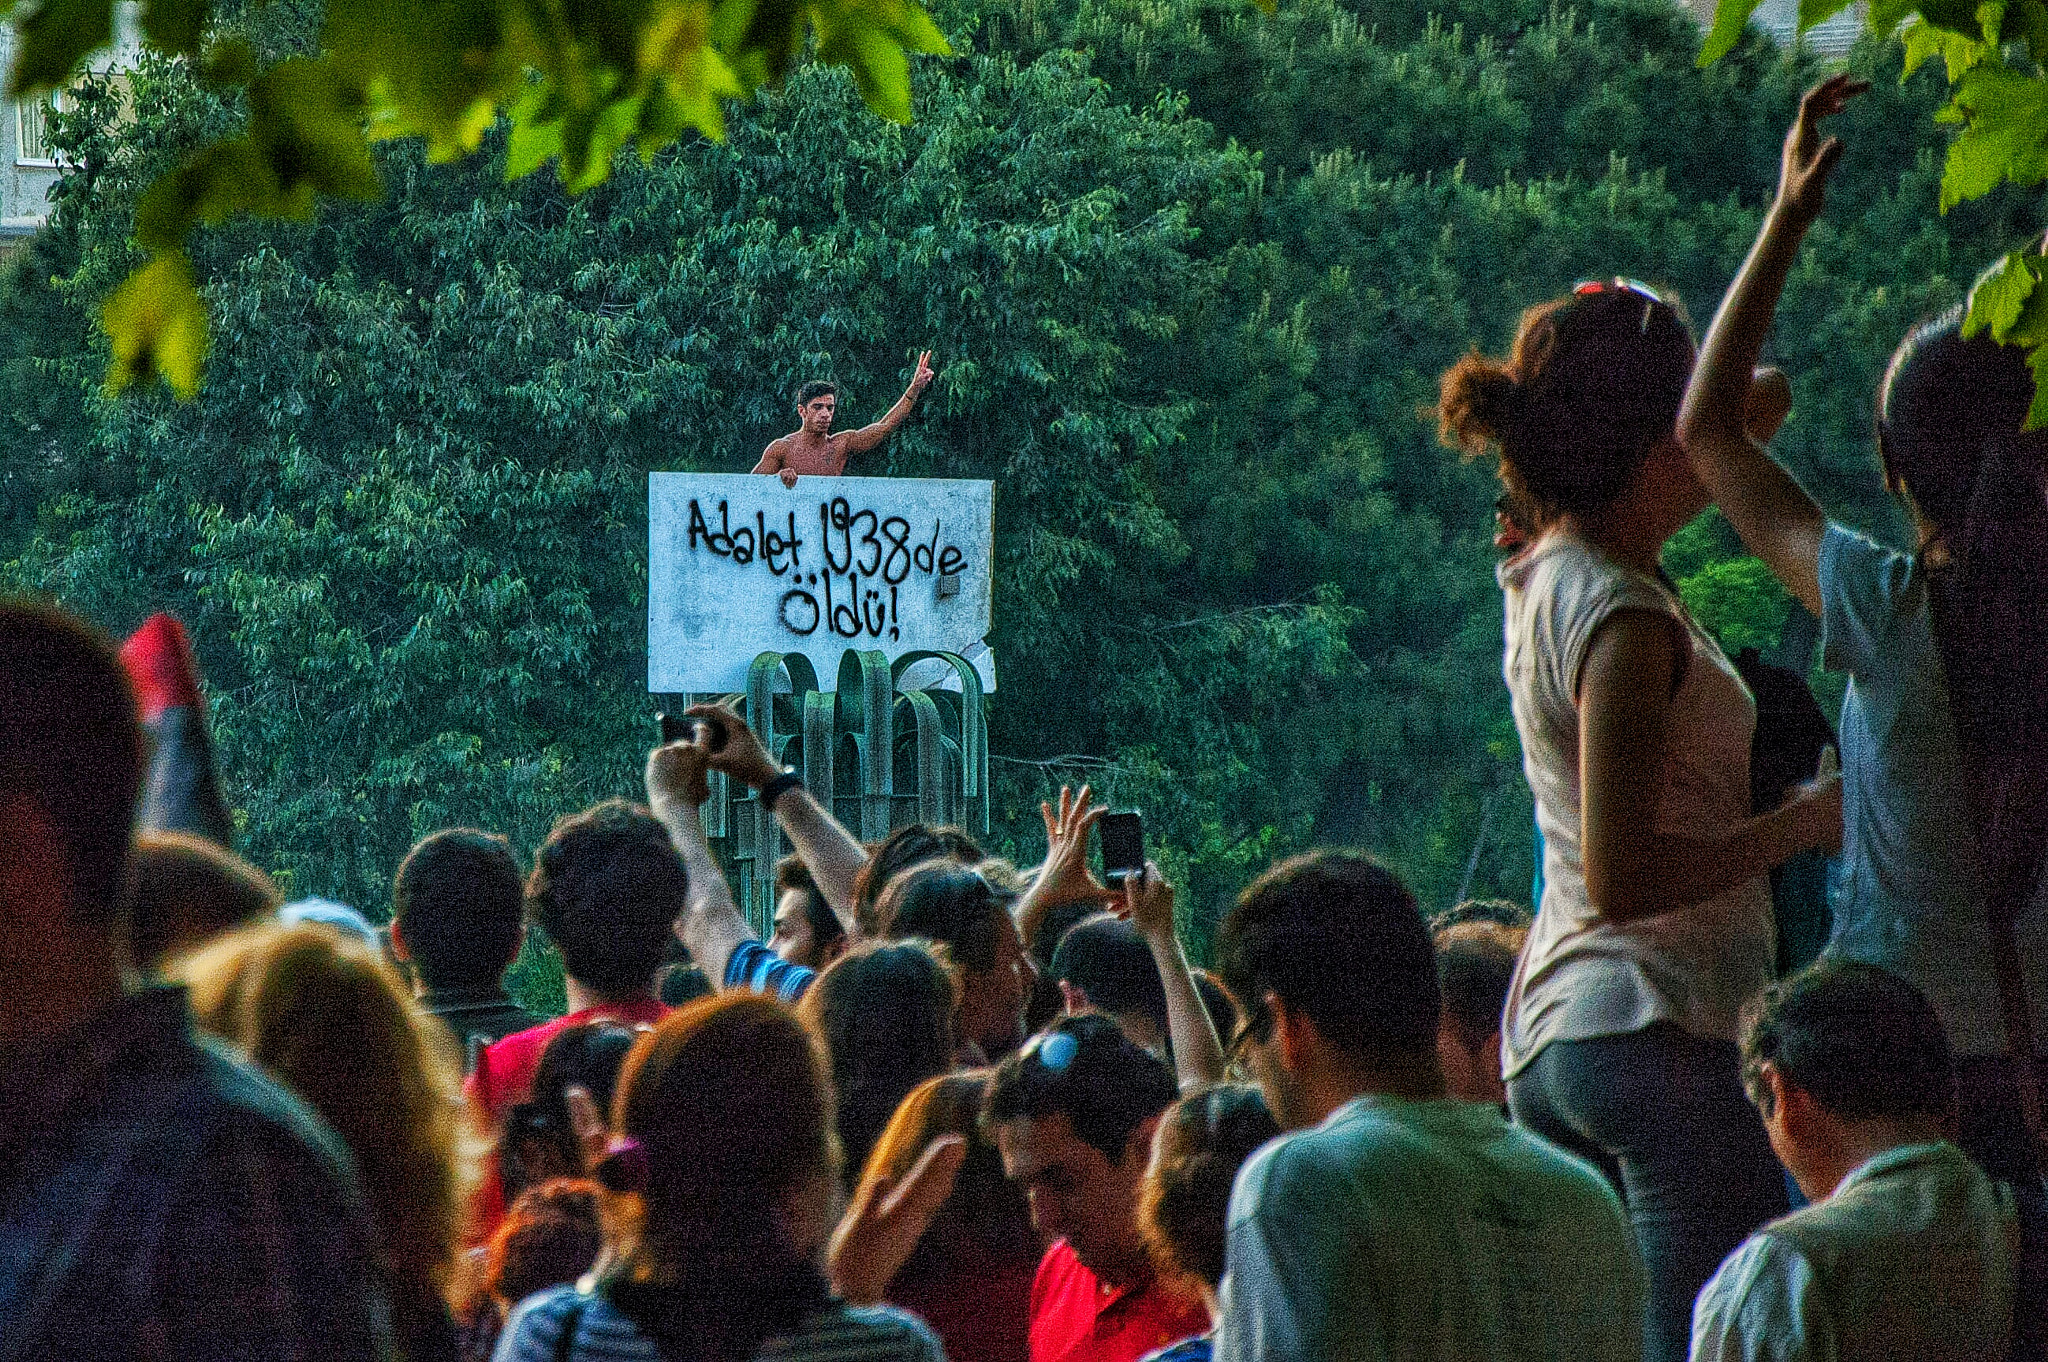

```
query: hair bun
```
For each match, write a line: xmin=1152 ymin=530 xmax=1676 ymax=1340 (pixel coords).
xmin=1436 ymin=353 xmax=1523 ymax=458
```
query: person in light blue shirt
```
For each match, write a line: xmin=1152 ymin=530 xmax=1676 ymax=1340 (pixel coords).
xmin=1690 ymin=960 xmax=2015 ymax=1362
xmin=1677 ymin=76 xmax=2047 ymax=1358
xmin=1211 ymin=851 xmax=1644 ymax=1362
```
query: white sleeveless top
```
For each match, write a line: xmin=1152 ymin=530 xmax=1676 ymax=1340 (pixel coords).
xmin=1497 ymin=532 xmax=1774 ymax=1078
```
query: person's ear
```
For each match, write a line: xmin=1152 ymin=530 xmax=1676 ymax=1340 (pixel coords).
xmin=387 ymin=918 xmax=412 ymax=964
xmin=1058 ymin=980 xmax=1090 ymax=1015
xmin=1269 ymin=993 xmax=1318 ymax=1073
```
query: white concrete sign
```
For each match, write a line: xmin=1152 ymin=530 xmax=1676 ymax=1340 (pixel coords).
xmin=649 ymin=473 xmax=995 ymax=693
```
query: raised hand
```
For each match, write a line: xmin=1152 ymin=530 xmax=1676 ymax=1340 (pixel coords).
xmin=910 ymin=350 xmax=936 ymax=395
xmin=646 ymin=737 xmax=712 ymax=814
xmin=827 ymin=1134 xmax=968 ymax=1304
xmin=1776 ymin=74 xmax=1868 ymax=227
xmin=1035 ymin=784 xmax=1115 ymax=909
xmin=684 ymin=700 xmax=783 ymax=789
xmin=1120 ymin=861 xmax=1176 ymax=944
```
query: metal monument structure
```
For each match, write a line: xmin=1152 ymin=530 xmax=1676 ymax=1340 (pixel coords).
xmin=680 ymin=646 xmax=989 ymax=933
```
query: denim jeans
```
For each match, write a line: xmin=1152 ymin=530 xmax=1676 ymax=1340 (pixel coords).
xmin=1507 ymin=1023 xmax=1789 ymax=1362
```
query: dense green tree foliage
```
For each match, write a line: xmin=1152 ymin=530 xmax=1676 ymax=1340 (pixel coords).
xmin=0 ymin=0 xmax=2037 ymax=976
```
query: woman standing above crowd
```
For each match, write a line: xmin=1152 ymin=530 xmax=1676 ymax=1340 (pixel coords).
xmin=1437 ymin=249 xmax=1840 ymax=1361
xmin=1676 ymin=73 xmax=2048 ymax=1358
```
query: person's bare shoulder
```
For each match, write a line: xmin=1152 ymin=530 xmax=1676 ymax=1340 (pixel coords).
xmin=757 ymin=435 xmax=793 ymax=470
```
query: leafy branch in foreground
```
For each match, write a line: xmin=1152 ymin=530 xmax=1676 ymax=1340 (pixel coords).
xmin=1700 ymin=0 xmax=2048 ymax=420
xmin=7 ymin=0 xmax=949 ymax=396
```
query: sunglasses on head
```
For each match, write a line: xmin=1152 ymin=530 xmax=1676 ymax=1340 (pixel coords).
xmin=1572 ymin=277 xmax=1664 ymax=334
xmin=1019 ymin=1028 xmax=1080 ymax=1074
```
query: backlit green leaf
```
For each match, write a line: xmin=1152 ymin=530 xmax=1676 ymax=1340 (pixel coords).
xmin=11 ymin=0 xmax=112 ymax=95
xmin=102 ymin=253 xmax=208 ymax=398
xmin=1696 ymin=0 xmax=1761 ymax=66
xmin=1965 ymin=251 xmax=2039 ymax=339
xmin=140 ymin=0 xmax=208 ymax=56
xmin=1940 ymin=64 xmax=2048 ymax=209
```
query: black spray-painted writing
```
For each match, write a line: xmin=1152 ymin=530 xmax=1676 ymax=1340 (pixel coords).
xmin=687 ymin=496 xmax=969 ymax=644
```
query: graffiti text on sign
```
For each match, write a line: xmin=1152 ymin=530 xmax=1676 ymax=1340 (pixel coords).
xmin=685 ymin=496 xmax=971 ymax=645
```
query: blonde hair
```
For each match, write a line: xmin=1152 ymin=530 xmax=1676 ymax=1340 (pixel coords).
xmin=177 ymin=923 xmax=474 ymax=1314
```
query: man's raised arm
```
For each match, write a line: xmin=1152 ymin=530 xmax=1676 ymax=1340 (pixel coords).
xmin=840 ymin=351 xmax=937 ymax=457
xmin=687 ymin=700 xmax=870 ymax=933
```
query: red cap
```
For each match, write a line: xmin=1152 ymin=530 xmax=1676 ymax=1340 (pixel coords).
xmin=121 ymin=613 xmax=205 ymax=722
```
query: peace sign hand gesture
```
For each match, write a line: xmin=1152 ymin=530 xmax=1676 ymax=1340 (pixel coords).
xmin=1775 ymin=74 xmax=1868 ymax=228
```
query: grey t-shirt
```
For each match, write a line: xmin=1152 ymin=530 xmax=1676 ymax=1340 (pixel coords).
xmin=1213 ymin=1096 xmax=1643 ymax=1362
xmin=1817 ymin=524 xmax=2048 ymax=1055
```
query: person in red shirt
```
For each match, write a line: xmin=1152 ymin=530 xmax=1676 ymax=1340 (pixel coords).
xmin=752 ymin=355 xmax=936 ymax=487
xmin=467 ymin=799 xmax=684 ymax=1122
xmin=986 ymin=1014 xmax=1209 ymax=1362
xmin=465 ymin=799 xmax=685 ymax=1241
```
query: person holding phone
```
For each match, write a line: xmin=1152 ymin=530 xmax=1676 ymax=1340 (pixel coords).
xmin=1677 ymin=74 xmax=2048 ymax=1354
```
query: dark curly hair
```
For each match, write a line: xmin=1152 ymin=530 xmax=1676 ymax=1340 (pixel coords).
xmin=394 ymin=828 xmax=524 ymax=990
xmin=1437 ymin=285 xmax=1696 ymax=522
xmin=526 ymin=799 xmax=685 ymax=996
xmin=1139 ymin=1083 xmax=1279 ymax=1289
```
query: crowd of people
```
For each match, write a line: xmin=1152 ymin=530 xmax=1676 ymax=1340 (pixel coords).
xmin=3 ymin=77 xmax=2044 ymax=1362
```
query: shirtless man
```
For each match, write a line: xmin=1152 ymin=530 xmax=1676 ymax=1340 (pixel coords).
xmin=753 ymin=352 xmax=936 ymax=486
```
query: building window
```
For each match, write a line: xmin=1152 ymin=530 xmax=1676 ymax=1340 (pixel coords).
xmin=17 ymin=90 xmax=69 ymax=167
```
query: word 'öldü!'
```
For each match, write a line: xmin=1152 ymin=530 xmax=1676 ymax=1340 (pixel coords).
xmin=686 ymin=496 xmax=970 ymax=644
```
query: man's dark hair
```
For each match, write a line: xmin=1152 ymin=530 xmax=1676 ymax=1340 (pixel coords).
xmin=852 ymin=823 xmax=983 ymax=937
xmin=796 ymin=380 xmax=837 ymax=406
xmin=527 ymin=799 xmax=686 ymax=997
xmin=1051 ymin=913 xmax=1167 ymax=1038
xmin=984 ymin=1013 xmax=1177 ymax=1163
xmin=1434 ymin=920 xmax=1526 ymax=1049
xmin=394 ymin=828 xmax=525 ymax=990
xmin=1217 ymin=850 xmax=1438 ymax=1066
xmin=876 ymin=862 xmax=1004 ymax=974
xmin=0 ymin=602 xmax=142 ymax=924
xmin=1428 ymin=897 xmax=1532 ymax=934
xmin=1741 ymin=960 xmax=1956 ymax=1123
xmin=1028 ymin=898 xmax=1100 ymax=971
xmin=775 ymin=855 xmax=844 ymax=954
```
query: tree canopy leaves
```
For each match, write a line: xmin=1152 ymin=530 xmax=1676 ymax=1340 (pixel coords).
xmin=1 ymin=0 xmax=2036 ymax=968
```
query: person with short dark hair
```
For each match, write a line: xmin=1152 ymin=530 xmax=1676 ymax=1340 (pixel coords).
xmin=469 ymin=799 xmax=683 ymax=1124
xmin=984 ymin=1013 xmax=1207 ymax=1362
xmin=754 ymin=354 xmax=937 ymax=486
xmin=392 ymin=827 xmax=541 ymax=1058
xmin=1052 ymin=912 xmax=1170 ymax=1053
xmin=798 ymin=940 xmax=958 ymax=1185
xmin=1433 ymin=918 xmax=1527 ymax=1106
xmin=881 ymin=862 xmax=1035 ymax=1061
xmin=1136 ymin=1084 xmax=1280 ymax=1362
xmin=0 ymin=601 xmax=390 ymax=1362
xmin=1690 ymin=961 xmax=2015 ymax=1361
xmin=1213 ymin=850 xmax=1642 ymax=1362
xmin=772 ymin=855 xmax=848 ymax=971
